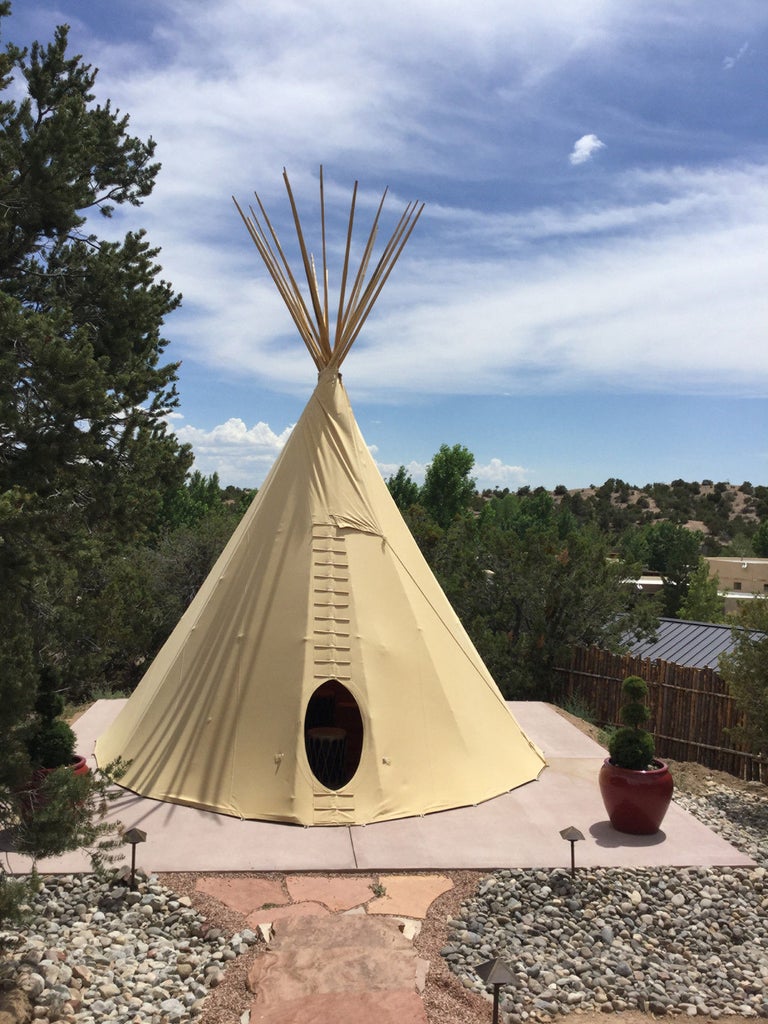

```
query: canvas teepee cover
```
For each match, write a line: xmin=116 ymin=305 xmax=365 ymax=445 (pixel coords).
xmin=95 ymin=171 xmax=546 ymax=825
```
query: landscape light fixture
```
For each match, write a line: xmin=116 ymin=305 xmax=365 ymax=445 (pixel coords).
xmin=123 ymin=827 xmax=147 ymax=890
xmin=476 ymin=957 xmax=515 ymax=1024
xmin=559 ymin=825 xmax=585 ymax=877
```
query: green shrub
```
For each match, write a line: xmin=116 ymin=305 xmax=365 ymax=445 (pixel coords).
xmin=35 ymin=683 xmax=65 ymax=722
xmin=26 ymin=665 xmax=77 ymax=769
xmin=609 ymin=727 xmax=655 ymax=770
xmin=29 ymin=719 xmax=76 ymax=769
xmin=608 ymin=675 xmax=656 ymax=770
xmin=559 ymin=694 xmax=596 ymax=724
xmin=619 ymin=699 xmax=649 ymax=729
xmin=12 ymin=759 xmax=129 ymax=868
xmin=621 ymin=675 xmax=648 ymax=704
xmin=0 ymin=868 xmax=37 ymax=935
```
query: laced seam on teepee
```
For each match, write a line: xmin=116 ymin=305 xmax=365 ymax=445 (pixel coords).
xmin=233 ymin=167 xmax=424 ymax=372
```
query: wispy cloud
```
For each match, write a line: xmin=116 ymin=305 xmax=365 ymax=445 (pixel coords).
xmin=569 ymin=134 xmax=606 ymax=166
xmin=166 ymin=161 xmax=768 ymax=403
xmin=723 ymin=41 xmax=749 ymax=70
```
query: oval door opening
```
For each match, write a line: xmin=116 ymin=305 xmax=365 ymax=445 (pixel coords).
xmin=304 ymin=680 xmax=363 ymax=790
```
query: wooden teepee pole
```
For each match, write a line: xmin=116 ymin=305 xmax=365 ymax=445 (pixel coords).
xmin=235 ymin=169 xmax=423 ymax=371
xmin=336 ymin=198 xmax=423 ymax=363
xmin=233 ymin=195 xmax=325 ymax=370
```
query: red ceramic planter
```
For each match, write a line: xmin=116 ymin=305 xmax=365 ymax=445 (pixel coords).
xmin=70 ymin=755 xmax=90 ymax=777
xmin=35 ymin=755 xmax=90 ymax=782
xmin=599 ymin=758 xmax=674 ymax=835
xmin=19 ymin=755 xmax=91 ymax=818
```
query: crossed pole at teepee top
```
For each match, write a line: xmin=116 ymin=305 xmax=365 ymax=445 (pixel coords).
xmin=233 ymin=167 xmax=424 ymax=373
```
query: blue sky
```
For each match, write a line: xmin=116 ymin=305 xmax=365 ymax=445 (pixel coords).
xmin=8 ymin=1 xmax=768 ymax=489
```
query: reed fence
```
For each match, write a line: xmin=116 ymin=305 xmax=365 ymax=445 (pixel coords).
xmin=554 ymin=647 xmax=766 ymax=782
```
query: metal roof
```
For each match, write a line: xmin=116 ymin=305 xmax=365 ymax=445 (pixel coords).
xmin=629 ymin=618 xmax=756 ymax=670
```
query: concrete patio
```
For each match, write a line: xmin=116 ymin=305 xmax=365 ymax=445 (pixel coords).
xmin=12 ymin=700 xmax=753 ymax=875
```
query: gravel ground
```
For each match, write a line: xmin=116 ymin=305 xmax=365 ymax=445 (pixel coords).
xmin=0 ymin=872 xmax=262 ymax=1023
xmin=409 ymin=763 xmax=767 ymax=1024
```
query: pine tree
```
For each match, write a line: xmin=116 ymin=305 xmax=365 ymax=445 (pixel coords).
xmin=719 ymin=600 xmax=768 ymax=772
xmin=0 ymin=5 xmax=192 ymax=756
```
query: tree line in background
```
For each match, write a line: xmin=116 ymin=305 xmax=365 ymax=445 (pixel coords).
xmin=1 ymin=7 xmax=766 ymax=893
xmin=548 ymin=477 xmax=768 ymax=557
xmin=388 ymin=449 xmax=768 ymax=756
xmin=387 ymin=446 xmax=751 ymax=690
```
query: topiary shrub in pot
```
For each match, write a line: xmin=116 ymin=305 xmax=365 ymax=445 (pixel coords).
xmin=26 ymin=667 xmax=87 ymax=770
xmin=29 ymin=718 xmax=78 ymax=771
xmin=599 ymin=675 xmax=673 ymax=835
xmin=609 ymin=675 xmax=655 ymax=769
xmin=3 ymin=669 xmax=124 ymax=887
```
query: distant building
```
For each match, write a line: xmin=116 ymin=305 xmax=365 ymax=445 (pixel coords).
xmin=705 ymin=557 xmax=768 ymax=614
xmin=625 ymin=572 xmax=666 ymax=595
xmin=629 ymin=617 xmax=745 ymax=670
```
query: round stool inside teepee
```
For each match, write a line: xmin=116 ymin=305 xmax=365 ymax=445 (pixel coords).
xmin=304 ymin=681 xmax=363 ymax=790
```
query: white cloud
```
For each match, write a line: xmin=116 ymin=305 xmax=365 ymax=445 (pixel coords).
xmin=176 ymin=418 xmax=292 ymax=449
xmin=569 ymin=133 xmax=606 ymax=165
xmin=325 ymin=163 xmax=768 ymax=400
xmin=178 ymin=420 xmax=432 ymax=488
xmin=376 ymin=457 xmax=529 ymax=489
xmin=144 ymin=156 xmax=768 ymax=408
xmin=158 ymin=159 xmax=766 ymax=401
xmin=175 ymin=418 xmax=294 ymax=486
xmin=376 ymin=459 xmax=428 ymax=484
xmin=475 ymin=459 xmax=529 ymax=488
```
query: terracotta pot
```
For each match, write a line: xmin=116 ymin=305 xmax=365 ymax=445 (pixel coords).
xmin=599 ymin=757 xmax=673 ymax=835
xmin=35 ymin=755 xmax=91 ymax=783
xmin=69 ymin=755 xmax=90 ymax=777
xmin=19 ymin=755 xmax=91 ymax=818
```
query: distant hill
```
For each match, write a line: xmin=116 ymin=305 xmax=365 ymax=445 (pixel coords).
xmin=483 ymin=479 xmax=768 ymax=551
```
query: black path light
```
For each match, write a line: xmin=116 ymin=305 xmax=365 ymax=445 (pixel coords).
xmin=559 ymin=825 xmax=585 ymax=877
xmin=123 ymin=827 xmax=147 ymax=890
xmin=476 ymin=957 xmax=515 ymax=1024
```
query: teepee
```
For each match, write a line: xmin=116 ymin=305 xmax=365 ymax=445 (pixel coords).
xmin=95 ymin=169 xmax=546 ymax=825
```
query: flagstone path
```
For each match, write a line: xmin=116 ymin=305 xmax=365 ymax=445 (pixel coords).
xmin=196 ymin=873 xmax=454 ymax=1023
